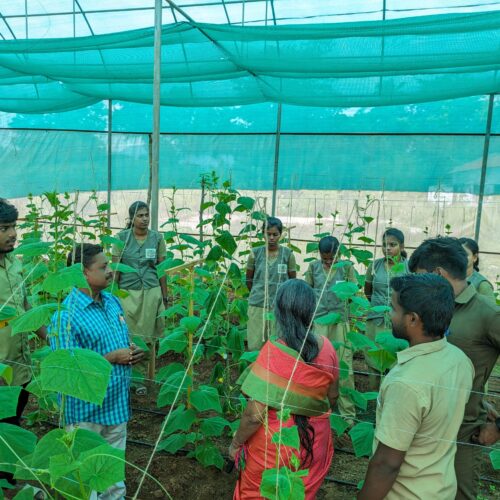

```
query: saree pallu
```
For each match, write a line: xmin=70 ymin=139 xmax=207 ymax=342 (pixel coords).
xmin=234 ymin=340 xmax=336 ymax=500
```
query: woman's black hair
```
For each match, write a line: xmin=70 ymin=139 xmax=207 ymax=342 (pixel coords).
xmin=262 ymin=216 xmax=283 ymax=235
xmin=383 ymin=228 xmax=407 ymax=259
xmin=318 ymin=235 xmax=339 ymax=255
xmin=274 ymin=279 xmax=319 ymax=467
xmin=458 ymin=237 xmax=480 ymax=272
xmin=126 ymin=201 xmax=149 ymax=229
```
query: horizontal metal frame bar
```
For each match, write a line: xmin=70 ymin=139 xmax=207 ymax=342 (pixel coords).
xmin=0 ymin=126 xmax=498 ymax=137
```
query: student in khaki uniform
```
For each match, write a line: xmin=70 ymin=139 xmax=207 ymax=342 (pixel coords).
xmin=112 ymin=201 xmax=167 ymax=395
xmin=245 ymin=217 xmax=296 ymax=351
xmin=0 ymin=199 xmax=46 ymax=486
xmin=358 ymin=274 xmax=474 ymax=500
xmin=409 ymin=237 xmax=500 ymax=500
xmin=304 ymin=235 xmax=356 ymax=425
xmin=459 ymin=237 xmax=496 ymax=301
xmin=364 ymin=228 xmax=409 ymax=390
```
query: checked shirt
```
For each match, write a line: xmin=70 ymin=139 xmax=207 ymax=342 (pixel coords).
xmin=49 ymin=287 xmax=131 ymax=425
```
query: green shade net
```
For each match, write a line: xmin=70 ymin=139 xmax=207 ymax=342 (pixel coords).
xmin=0 ymin=11 xmax=499 ymax=112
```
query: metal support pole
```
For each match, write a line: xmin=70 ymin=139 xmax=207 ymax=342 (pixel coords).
xmin=271 ymin=103 xmax=282 ymax=217
xmin=151 ymin=0 xmax=162 ymax=231
xmin=474 ymin=94 xmax=495 ymax=241
xmin=382 ymin=0 xmax=386 ymax=20
xmin=107 ymin=99 xmax=113 ymax=227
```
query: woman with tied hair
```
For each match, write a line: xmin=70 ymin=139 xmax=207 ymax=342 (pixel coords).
xmin=230 ymin=279 xmax=339 ymax=499
xmin=364 ymin=228 xmax=409 ymax=391
xmin=458 ymin=237 xmax=495 ymax=301
xmin=112 ymin=201 xmax=167 ymax=395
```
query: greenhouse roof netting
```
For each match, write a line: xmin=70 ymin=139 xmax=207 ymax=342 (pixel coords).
xmin=0 ymin=9 xmax=499 ymax=111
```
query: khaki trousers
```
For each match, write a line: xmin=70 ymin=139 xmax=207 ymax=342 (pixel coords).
xmin=315 ymin=322 xmax=356 ymax=423
xmin=454 ymin=438 xmax=482 ymax=500
xmin=246 ymin=305 xmax=275 ymax=351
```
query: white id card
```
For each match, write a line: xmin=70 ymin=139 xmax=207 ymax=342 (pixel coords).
xmin=277 ymin=263 xmax=287 ymax=274
xmin=145 ymin=248 xmax=157 ymax=260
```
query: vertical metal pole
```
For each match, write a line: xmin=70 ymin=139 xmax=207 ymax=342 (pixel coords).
xmin=271 ymin=103 xmax=282 ymax=217
xmin=151 ymin=0 xmax=162 ymax=231
xmin=382 ymin=0 xmax=387 ymax=20
xmin=25 ymin=0 xmax=28 ymax=38
xmin=474 ymin=94 xmax=495 ymax=241
xmin=107 ymin=99 xmax=113 ymax=227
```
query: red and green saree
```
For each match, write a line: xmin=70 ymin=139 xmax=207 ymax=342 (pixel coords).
xmin=234 ymin=338 xmax=339 ymax=500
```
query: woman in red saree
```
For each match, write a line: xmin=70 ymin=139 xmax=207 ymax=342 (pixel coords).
xmin=229 ymin=279 xmax=339 ymax=499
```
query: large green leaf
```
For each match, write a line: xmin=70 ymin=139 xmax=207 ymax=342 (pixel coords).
xmin=155 ymin=362 xmax=185 ymax=383
xmin=331 ymin=281 xmax=359 ymax=301
xmin=10 ymin=304 xmax=61 ymax=335
xmin=236 ymin=196 xmax=255 ymax=211
xmin=306 ymin=242 xmax=318 ymax=254
xmin=0 ymin=386 xmax=21 ymax=419
xmin=194 ymin=442 xmax=224 ymax=470
xmin=215 ymin=230 xmax=237 ymax=256
xmin=13 ymin=486 xmax=37 ymax=500
xmin=156 ymin=258 xmax=184 ymax=277
xmin=40 ymin=348 xmax=112 ymax=405
xmin=199 ymin=416 xmax=230 ymax=438
xmin=41 ymin=265 xmax=89 ymax=294
xmin=179 ymin=234 xmax=203 ymax=247
xmin=0 ymin=423 xmax=37 ymax=474
xmin=260 ymin=467 xmax=307 ymax=500
xmin=375 ymin=332 xmax=409 ymax=354
xmin=158 ymin=328 xmax=187 ymax=355
xmin=350 ymin=248 xmax=373 ymax=264
xmin=158 ymin=433 xmax=187 ymax=454
xmin=349 ymin=422 xmax=374 ymax=457
xmin=12 ymin=241 xmax=52 ymax=258
xmin=159 ymin=303 xmax=187 ymax=318
xmin=271 ymin=426 xmax=300 ymax=451
xmin=206 ymin=245 xmax=223 ymax=263
xmin=0 ymin=305 xmax=17 ymax=329
xmin=490 ymin=449 xmax=500 ymax=470
xmin=190 ymin=385 xmax=222 ymax=413
xmin=157 ymin=372 xmax=191 ymax=407
xmin=162 ymin=405 xmax=197 ymax=436
xmin=180 ymin=316 xmax=202 ymax=334
xmin=346 ymin=331 xmax=377 ymax=351
xmin=100 ymin=235 xmax=124 ymax=250
xmin=314 ymin=312 xmax=341 ymax=326
xmin=341 ymin=387 xmax=368 ymax=411
xmin=240 ymin=351 xmax=259 ymax=363
xmin=79 ymin=444 xmax=125 ymax=492
xmin=366 ymin=348 xmax=397 ymax=373
xmin=0 ymin=363 xmax=13 ymax=384
xmin=330 ymin=414 xmax=350 ymax=436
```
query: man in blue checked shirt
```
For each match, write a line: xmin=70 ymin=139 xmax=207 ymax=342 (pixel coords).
xmin=49 ymin=243 xmax=144 ymax=500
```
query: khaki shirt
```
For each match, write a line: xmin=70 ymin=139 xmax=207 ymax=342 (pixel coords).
xmin=304 ymin=260 xmax=355 ymax=319
xmin=112 ymin=229 xmax=167 ymax=290
xmin=374 ymin=338 xmax=474 ymax=500
xmin=247 ymin=246 xmax=295 ymax=308
xmin=447 ymin=284 xmax=500 ymax=438
xmin=0 ymin=253 xmax=31 ymax=385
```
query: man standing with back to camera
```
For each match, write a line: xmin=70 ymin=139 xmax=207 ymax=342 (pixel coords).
xmin=409 ymin=237 xmax=500 ymax=500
